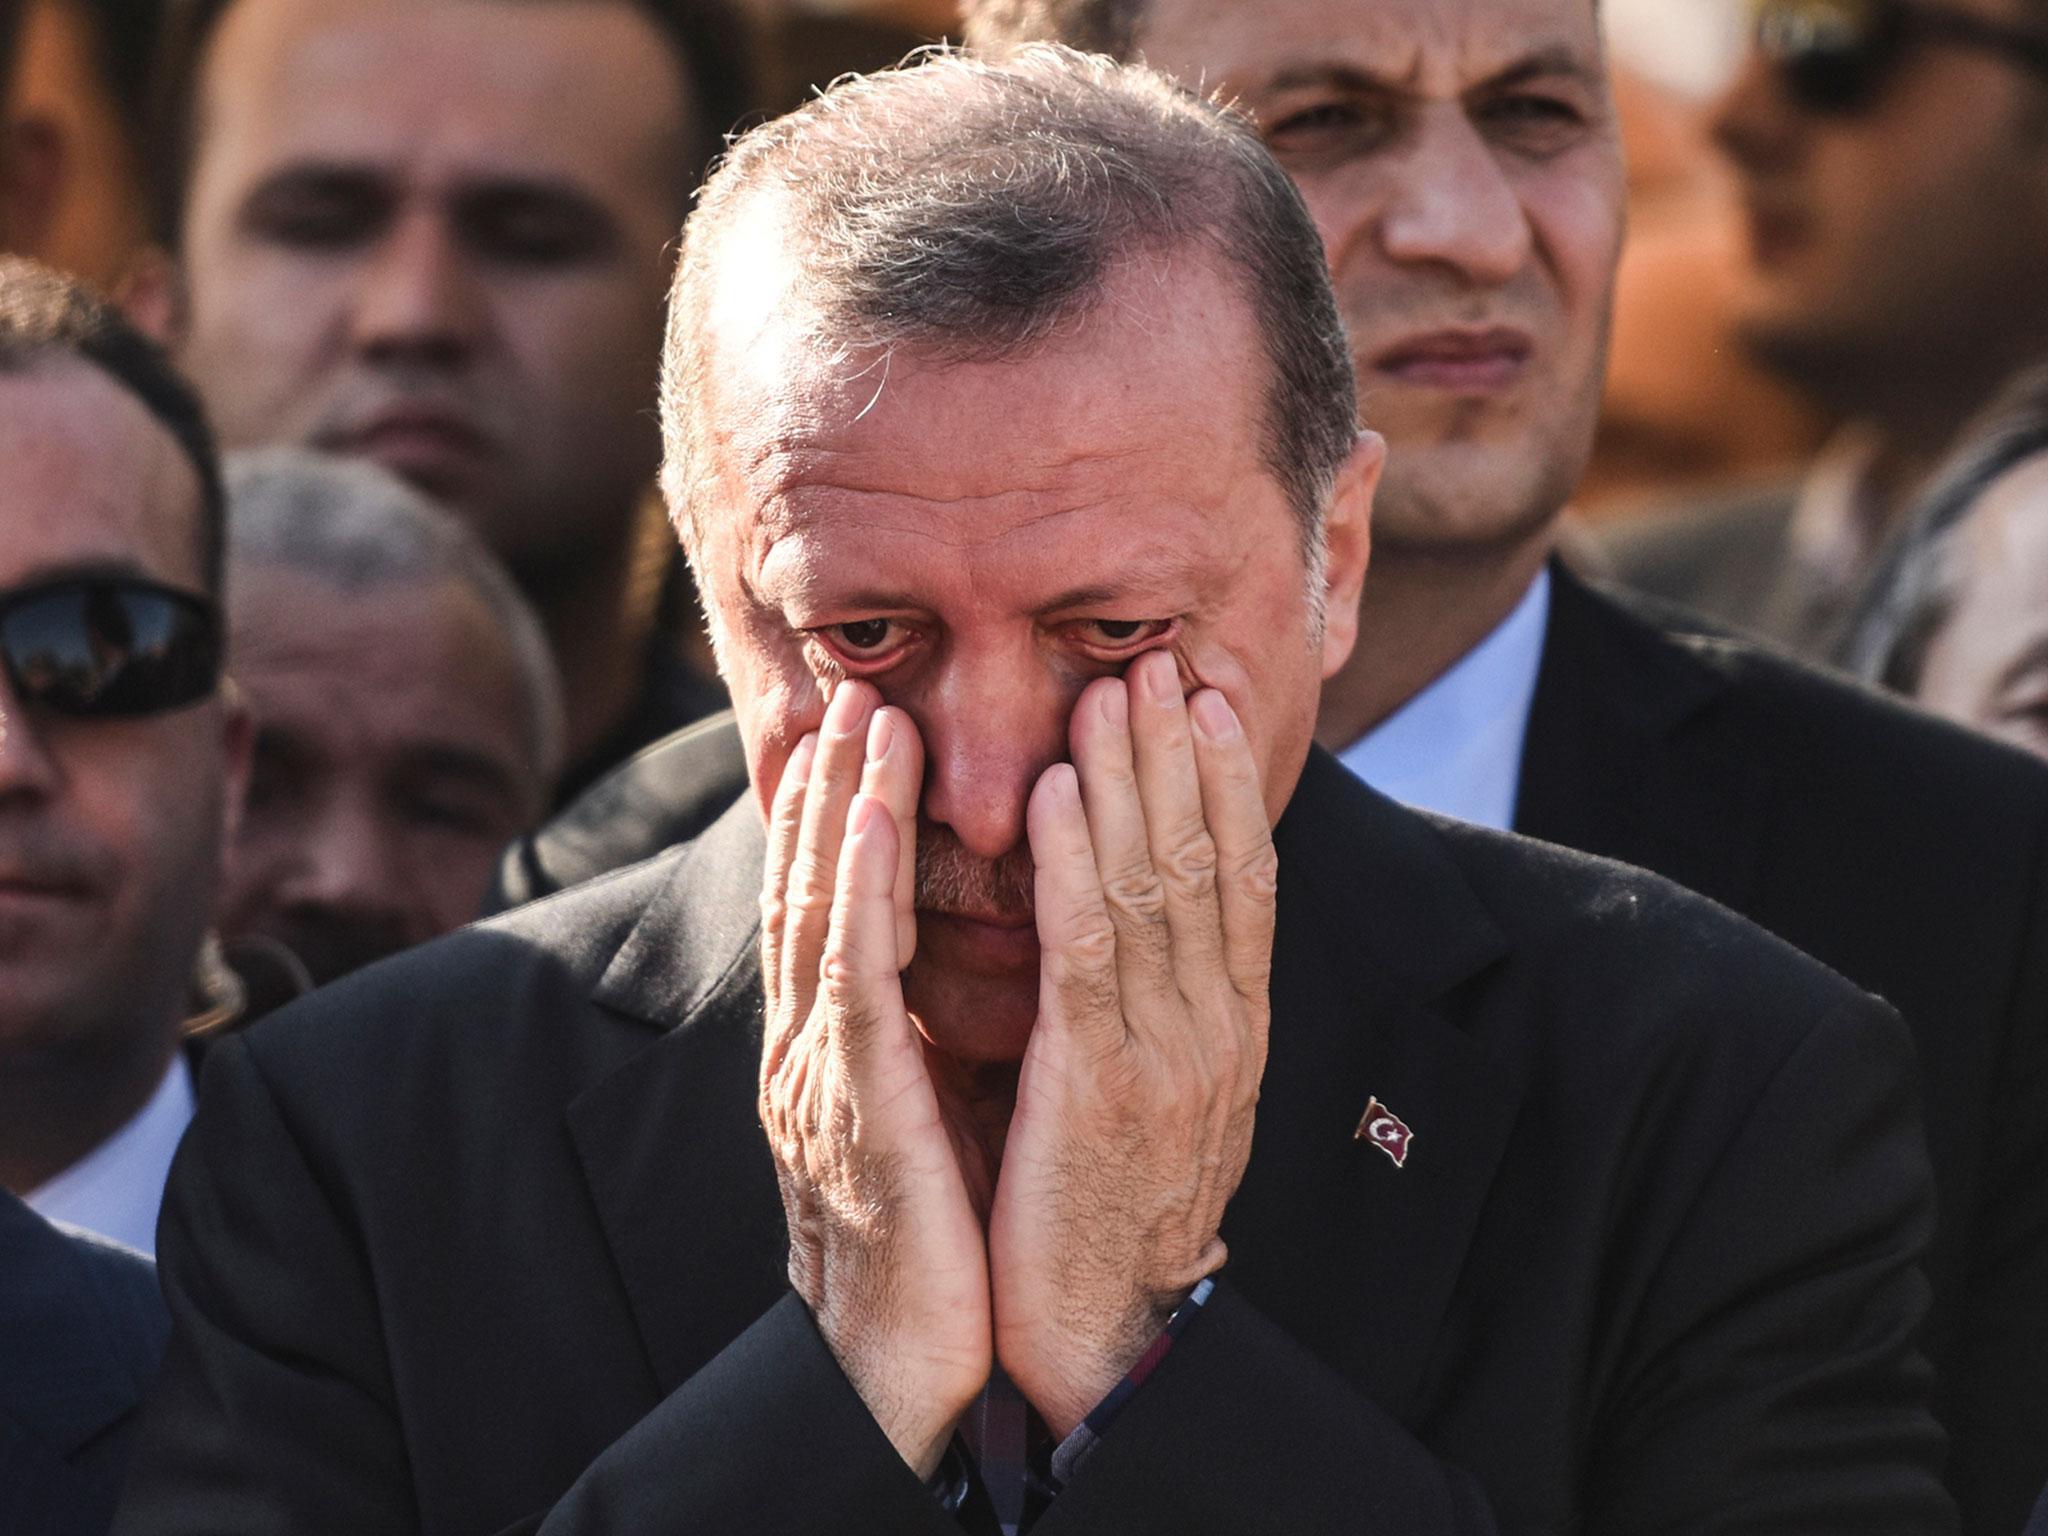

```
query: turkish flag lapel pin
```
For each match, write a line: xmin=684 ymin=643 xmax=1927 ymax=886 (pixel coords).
xmin=1355 ymin=1096 xmax=1414 ymax=1168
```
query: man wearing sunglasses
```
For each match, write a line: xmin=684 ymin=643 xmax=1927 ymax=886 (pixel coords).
xmin=0 ymin=256 xmax=249 ymax=1257
xmin=1612 ymin=0 xmax=2048 ymax=660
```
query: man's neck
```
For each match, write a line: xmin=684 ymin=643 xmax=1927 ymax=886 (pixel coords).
xmin=529 ymin=496 xmax=674 ymax=775
xmin=0 ymin=1024 xmax=179 ymax=1196
xmin=1316 ymin=530 xmax=1556 ymax=751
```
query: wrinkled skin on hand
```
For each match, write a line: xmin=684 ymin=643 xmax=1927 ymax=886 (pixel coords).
xmin=757 ymin=651 xmax=1276 ymax=1466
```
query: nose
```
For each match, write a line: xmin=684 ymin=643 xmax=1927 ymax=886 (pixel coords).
xmin=913 ymin=649 xmax=1073 ymax=862
xmin=0 ymin=675 xmax=63 ymax=804
xmin=1377 ymin=104 xmax=1533 ymax=286
xmin=348 ymin=207 xmax=488 ymax=369
xmin=1710 ymin=50 xmax=1803 ymax=176
xmin=268 ymin=793 xmax=416 ymax=933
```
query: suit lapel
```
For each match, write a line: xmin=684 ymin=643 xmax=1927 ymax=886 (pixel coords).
xmin=1516 ymin=564 xmax=1765 ymax=914
xmin=1224 ymin=752 xmax=1524 ymax=1423
xmin=567 ymin=799 xmax=790 ymax=1396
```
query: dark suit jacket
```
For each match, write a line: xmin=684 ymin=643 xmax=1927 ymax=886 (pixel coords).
xmin=486 ymin=564 xmax=2048 ymax=1533
xmin=1520 ymin=567 xmax=2048 ymax=1535
xmin=1 ymin=1190 xmax=170 ymax=1536
xmin=119 ymin=751 xmax=1951 ymax=1533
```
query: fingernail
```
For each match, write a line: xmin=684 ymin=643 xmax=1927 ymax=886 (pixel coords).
xmin=867 ymin=708 xmax=894 ymax=763
xmin=825 ymin=680 xmax=866 ymax=736
xmin=849 ymin=795 xmax=880 ymax=836
xmin=1043 ymin=760 xmax=1079 ymax=805
xmin=1191 ymin=690 xmax=1239 ymax=741
xmin=789 ymin=733 xmax=818 ymax=779
xmin=1098 ymin=680 xmax=1128 ymax=728
xmin=1141 ymin=651 xmax=1180 ymax=706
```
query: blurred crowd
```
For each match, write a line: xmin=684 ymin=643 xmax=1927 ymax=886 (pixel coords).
xmin=3 ymin=0 xmax=2048 ymax=1532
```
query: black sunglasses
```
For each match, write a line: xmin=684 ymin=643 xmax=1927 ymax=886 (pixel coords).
xmin=0 ymin=575 xmax=222 ymax=719
xmin=1754 ymin=0 xmax=2048 ymax=113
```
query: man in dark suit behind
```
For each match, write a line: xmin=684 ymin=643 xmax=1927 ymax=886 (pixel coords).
xmin=1 ymin=1190 xmax=170 ymax=1535
xmin=496 ymin=2 xmax=2048 ymax=1526
xmin=121 ymin=45 xmax=1953 ymax=1534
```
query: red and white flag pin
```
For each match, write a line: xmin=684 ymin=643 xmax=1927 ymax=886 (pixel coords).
xmin=1355 ymin=1096 xmax=1414 ymax=1168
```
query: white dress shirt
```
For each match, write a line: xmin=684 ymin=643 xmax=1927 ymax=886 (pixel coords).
xmin=26 ymin=1050 xmax=195 ymax=1256
xmin=1337 ymin=568 xmax=1552 ymax=831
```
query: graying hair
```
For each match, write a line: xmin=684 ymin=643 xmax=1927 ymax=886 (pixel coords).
xmin=659 ymin=43 xmax=1358 ymax=582
xmin=223 ymin=448 xmax=568 ymax=787
xmin=1842 ymin=364 xmax=2048 ymax=691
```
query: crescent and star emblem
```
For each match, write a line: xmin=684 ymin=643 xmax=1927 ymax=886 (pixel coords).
xmin=1354 ymin=1096 xmax=1414 ymax=1168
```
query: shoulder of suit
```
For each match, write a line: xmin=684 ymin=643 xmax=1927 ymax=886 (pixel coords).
xmin=1427 ymin=809 xmax=1876 ymax=1009
xmin=1593 ymin=578 xmax=2048 ymax=818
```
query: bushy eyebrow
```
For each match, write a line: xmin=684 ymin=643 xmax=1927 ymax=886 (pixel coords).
xmin=759 ymin=546 xmax=1209 ymax=618
xmin=1266 ymin=46 xmax=1603 ymax=98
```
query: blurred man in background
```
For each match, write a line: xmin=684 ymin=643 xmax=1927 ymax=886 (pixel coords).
xmin=217 ymin=448 xmax=561 ymax=1006
xmin=130 ymin=0 xmax=751 ymax=796
xmin=0 ymin=0 xmax=159 ymax=291
xmin=0 ymin=257 xmax=248 ymax=1257
xmin=1607 ymin=0 xmax=2048 ymax=659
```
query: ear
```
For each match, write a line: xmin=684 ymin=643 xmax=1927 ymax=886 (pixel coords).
xmin=1317 ymin=429 xmax=1382 ymax=680
xmin=118 ymin=244 xmax=188 ymax=344
xmin=0 ymin=114 xmax=66 ymax=255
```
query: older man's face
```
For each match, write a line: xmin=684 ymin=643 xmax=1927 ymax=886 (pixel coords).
xmin=690 ymin=251 xmax=1374 ymax=1059
xmin=172 ymin=0 xmax=694 ymax=575
xmin=1133 ymin=0 xmax=1623 ymax=552
xmin=218 ymin=568 xmax=543 ymax=986
xmin=0 ymin=361 xmax=241 ymax=1063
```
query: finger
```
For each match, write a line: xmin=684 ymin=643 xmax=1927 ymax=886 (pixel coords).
xmin=1026 ymin=761 xmax=1125 ymax=1049
xmin=783 ymin=682 xmax=879 ymax=1022
xmin=760 ymin=733 xmax=818 ymax=1082
xmin=1126 ymin=651 xmax=1227 ymax=996
xmin=1188 ymin=689 xmax=1277 ymax=1008
xmin=819 ymin=793 xmax=910 ymax=1058
xmin=858 ymin=706 xmax=924 ymax=973
xmin=1069 ymin=675 xmax=1176 ymax=1016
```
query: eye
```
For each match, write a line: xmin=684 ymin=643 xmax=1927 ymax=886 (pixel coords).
xmin=804 ymin=617 xmax=920 ymax=675
xmin=1476 ymin=92 xmax=1590 ymax=154
xmin=1262 ymin=98 xmax=1393 ymax=159
xmin=1069 ymin=617 xmax=1176 ymax=654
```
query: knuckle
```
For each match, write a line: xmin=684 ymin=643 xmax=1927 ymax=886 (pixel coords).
xmin=1227 ymin=842 xmax=1280 ymax=902
xmin=1102 ymin=868 xmax=1169 ymax=925
xmin=1157 ymin=830 xmax=1219 ymax=898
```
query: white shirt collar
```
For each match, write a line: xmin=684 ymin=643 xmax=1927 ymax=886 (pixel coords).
xmin=26 ymin=1050 xmax=194 ymax=1257
xmin=1336 ymin=567 xmax=1552 ymax=831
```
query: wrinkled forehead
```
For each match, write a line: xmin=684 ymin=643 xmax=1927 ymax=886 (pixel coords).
xmin=1135 ymin=0 xmax=1606 ymax=93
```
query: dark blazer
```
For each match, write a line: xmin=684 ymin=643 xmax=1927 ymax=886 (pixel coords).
xmin=119 ymin=752 xmax=1951 ymax=1533
xmin=1 ymin=1190 xmax=170 ymax=1536
xmin=1520 ymin=566 xmax=2048 ymax=1536
xmin=486 ymin=565 xmax=2048 ymax=1532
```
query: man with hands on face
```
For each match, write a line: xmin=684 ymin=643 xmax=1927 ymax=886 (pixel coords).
xmin=118 ymin=46 xmax=1951 ymax=1535
xmin=762 ymin=656 xmax=1270 ymax=1479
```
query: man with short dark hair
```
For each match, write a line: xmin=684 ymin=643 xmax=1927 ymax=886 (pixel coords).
xmin=129 ymin=0 xmax=749 ymax=795
xmin=218 ymin=448 xmax=562 ymax=997
xmin=0 ymin=256 xmax=248 ymax=1256
xmin=118 ymin=49 xmax=1950 ymax=1534
xmin=1607 ymin=0 xmax=2048 ymax=658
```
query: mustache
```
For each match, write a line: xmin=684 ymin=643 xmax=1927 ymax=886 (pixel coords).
xmin=914 ymin=822 xmax=1034 ymax=923
xmin=306 ymin=366 xmax=508 ymax=442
